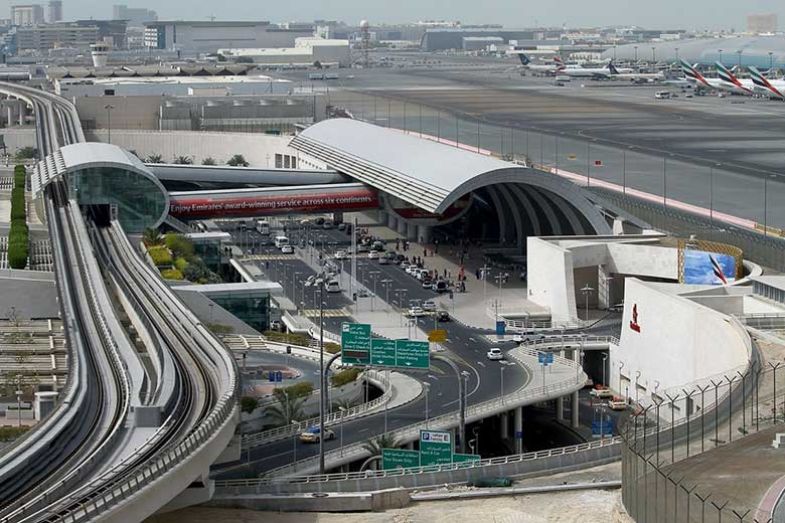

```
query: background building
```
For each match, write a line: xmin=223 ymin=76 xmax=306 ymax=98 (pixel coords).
xmin=219 ymin=37 xmax=351 ymax=67
xmin=112 ymin=4 xmax=157 ymax=27
xmin=46 ymin=0 xmax=62 ymax=24
xmin=747 ymin=13 xmax=777 ymax=34
xmin=17 ymin=23 xmax=98 ymax=52
xmin=421 ymin=28 xmax=535 ymax=51
xmin=11 ymin=4 xmax=44 ymax=26
xmin=143 ymin=21 xmax=312 ymax=54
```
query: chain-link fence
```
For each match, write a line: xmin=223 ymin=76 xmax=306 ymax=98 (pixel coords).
xmin=621 ymin=359 xmax=785 ymax=523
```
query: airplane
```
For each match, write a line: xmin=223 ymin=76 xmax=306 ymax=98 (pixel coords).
xmin=559 ymin=61 xmax=631 ymax=80
xmin=679 ymin=59 xmax=729 ymax=92
xmin=713 ymin=62 xmax=755 ymax=95
xmin=607 ymin=63 xmax=665 ymax=83
xmin=748 ymin=65 xmax=785 ymax=99
xmin=515 ymin=53 xmax=566 ymax=75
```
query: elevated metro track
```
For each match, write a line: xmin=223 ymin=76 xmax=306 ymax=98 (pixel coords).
xmin=0 ymin=83 xmax=238 ymax=521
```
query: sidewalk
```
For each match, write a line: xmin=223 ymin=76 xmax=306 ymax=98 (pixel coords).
xmin=352 ymin=212 xmax=550 ymax=330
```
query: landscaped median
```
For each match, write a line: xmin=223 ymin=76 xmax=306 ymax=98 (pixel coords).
xmin=142 ymin=229 xmax=221 ymax=283
xmin=8 ymin=165 xmax=28 ymax=269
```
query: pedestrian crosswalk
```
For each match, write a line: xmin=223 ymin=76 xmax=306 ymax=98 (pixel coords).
xmin=301 ymin=308 xmax=352 ymax=318
xmin=243 ymin=254 xmax=298 ymax=261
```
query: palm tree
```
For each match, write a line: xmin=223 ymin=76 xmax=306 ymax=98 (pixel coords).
xmin=362 ymin=434 xmax=400 ymax=457
xmin=265 ymin=389 xmax=306 ymax=427
xmin=146 ymin=153 xmax=164 ymax=164
xmin=201 ymin=157 xmax=217 ymax=166
xmin=142 ymin=228 xmax=163 ymax=246
xmin=173 ymin=155 xmax=193 ymax=165
xmin=331 ymin=398 xmax=353 ymax=413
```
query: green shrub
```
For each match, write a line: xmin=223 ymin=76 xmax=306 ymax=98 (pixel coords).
xmin=160 ymin=268 xmax=184 ymax=280
xmin=240 ymin=396 xmax=259 ymax=414
xmin=174 ymin=257 xmax=189 ymax=272
xmin=147 ymin=245 xmax=172 ymax=267
xmin=263 ymin=331 xmax=312 ymax=346
xmin=331 ymin=367 xmax=361 ymax=387
xmin=7 ymin=219 xmax=28 ymax=269
xmin=10 ymin=188 xmax=25 ymax=221
xmin=325 ymin=342 xmax=341 ymax=354
xmin=282 ymin=381 xmax=313 ymax=399
xmin=0 ymin=425 xmax=29 ymax=441
xmin=165 ymin=234 xmax=194 ymax=260
xmin=13 ymin=166 xmax=25 ymax=189
xmin=15 ymin=146 xmax=37 ymax=160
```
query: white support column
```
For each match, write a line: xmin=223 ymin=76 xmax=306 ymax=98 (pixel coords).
xmin=406 ymin=222 xmax=418 ymax=241
xmin=5 ymin=105 xmax=12 ymax=127
xmin=18 ymin=103 xmax=25 ymax=126
xmin=397 ymin=218 xmax=407 ymax=236
xmin=597 ymin=264 xmax=611 ymax=310
xmin=571 ymin=390 xmax=580 ymax=428
xmin=387 ymin=213 xmax=397 ymax=230
xmin=417 ymin=224 xmax=432 ymax=244
xmin=514 ymin=406 xmax=523 ymax=454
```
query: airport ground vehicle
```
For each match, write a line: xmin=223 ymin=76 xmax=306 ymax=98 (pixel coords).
xmin=281 ymin=244 xmax=294 ymax=254
xmin=275 ymin=235 xmax=290 ymax=248
xmin=486 ymin=348 xmax=504 ymax=361
xmin=589 ymin=387 xmax=614 ymax=399
xmin=654 ymin=90 xmax=671 ymax=99
xmin=256 ymin=219 xmax=270 ymax=235
xmin=608 ymin=397 xmax=628 ymax=411
xmin=299 ymin=426 xmax=335 ymax=443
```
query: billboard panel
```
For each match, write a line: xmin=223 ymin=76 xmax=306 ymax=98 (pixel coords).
xmin=683 ymin=249 xmax=736 ymax=285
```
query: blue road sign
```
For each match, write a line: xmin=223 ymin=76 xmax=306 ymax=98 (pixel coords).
xmin=591 ymin=419 xmax=614 ymax=437
xmin=537 ymin=352 xmax=554 ymax=366
xmin=514 ymin=430 xmax=523 ymax=439
xmin=496 ymin=320 xmax=506 ymax=336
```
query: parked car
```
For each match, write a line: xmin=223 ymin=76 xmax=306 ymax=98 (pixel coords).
xmin=422 ymin=300 xmax=437 ymax=312
xmin=322 ymin=220 xmax=333 ymax=230
xmin=299 ymin=426 xmax=336 ymax=443
xmin=324 ymin=279 xmax=341 ymax=293
xmin=372 ymin=240 xmax=386 ymax=252
xmin=589 ymin=387 xmax=614 ymax=399
xmin=281 ymin=244 xmax=294 ymax=254
xmin=434 ymin=280 xmax=449 ymax=293
xmin=356 ymin=244 xmax=370 ymax=253
xmin=421 ymin=278 xmax=433 ymax=289
xmin=486 ymin=348 xmax=504 ymax=361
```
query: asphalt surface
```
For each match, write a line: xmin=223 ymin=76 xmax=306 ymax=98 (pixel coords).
xmin=283 ymin=55 xmax=785 ymax=228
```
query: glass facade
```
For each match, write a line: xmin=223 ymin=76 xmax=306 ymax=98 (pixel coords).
xmin=210 ymin=293 xmax=271 ymax=332
xmin=66 ymin=166 xmax=168 ymax=233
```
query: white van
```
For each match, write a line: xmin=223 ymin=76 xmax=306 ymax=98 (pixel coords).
xmin=256 ymin=219 xmax=270 ymax=236
xmin=274 ymin=235 xmax=290 ymax=249
xmin=654 ymin=91 xmax=671 ymax=100
xmin=324 ymin=279 xmax=341 ymax=293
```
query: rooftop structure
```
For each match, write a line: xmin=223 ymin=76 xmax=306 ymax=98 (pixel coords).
xmin=112 ymin=4 xmax=157 ymax=27
xmin=11 ymin=4 xmax=44 ymax=26
xmin=219 ymin=37 xmax=351 ymax=67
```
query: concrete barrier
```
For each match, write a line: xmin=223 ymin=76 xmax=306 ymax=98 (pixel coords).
xmin=207 ymin=488 xmax=410 ymax=512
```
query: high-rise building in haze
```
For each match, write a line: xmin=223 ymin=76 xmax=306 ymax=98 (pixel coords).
xmin=47 ymin=0 xmax=62 ymax=23
xmin=747 ymin=13 xmax=777 ymax=34
xmin=11 ymin=4 xmax=45 ymax=26
xmin=112 ymin=4 xmax=157 ymax=27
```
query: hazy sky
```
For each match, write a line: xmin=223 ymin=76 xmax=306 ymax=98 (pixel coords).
xmin=4 ymin=0 xmax=785 ymax=30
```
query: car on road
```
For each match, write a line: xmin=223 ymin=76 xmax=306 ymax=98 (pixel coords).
xmin=436 ymin=310 xmax=450 ymax=322
xmin=368 ymin=250 xmax=381 ymax=259
xmin=371 ymin=240 xmax=386 ymax=252
xmin=434 ymin=280 xmax=449 ymax=293
xmin=281 ymin=244 xmax=294 ymax=254
xmin=356 ymin=244 xmax=370 ymax=254
xmin=512 ymin=333 xmax=545 ymax=344
xmin=322 ymin=220 xmax=333 ymax=229
xmin=421 ymin=278 xmax=433 ymax=289
xmin=589 ymin=387 xmax=614 ymax=399
xmin=422 ymin=300 xmax=437 ymax=312
xmin=608 ymin=397 xmax=628 ymax=411
xmin=299 ymin=426 xmax=336 ymax=443
xmin=337 ymin=222 xmax=346 ymax=231
xmin=407 ymin=306 xmax=426 ymax=317
xmin=324 ymin=279 xmax=341 ymax=293
xmin=486 ymin=348 xmax=504 ymax=361
xmin=334 ymin=250 xmax=350 ymax=260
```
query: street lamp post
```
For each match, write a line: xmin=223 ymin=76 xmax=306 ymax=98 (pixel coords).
xmin=770 ymin=51 xmax=775 ymax=72
xmin=291 ymin=419 xmax=299 ymax=470
xmin=338 ymin=406 xmax=346 ymax=456
xmin=104 ymin=104 xmax=115 ymax=144
xmin=500 ymin=366 xmax=506 ymax=404
xmin=305 ymin=273 xmax=329 ymax=474
xmin=424 ymin=382 xmax=430 ymax=428
xmin=602 ymin=353 xmax=608 ymax=388
xmin=736 ymin=49 xmax=743 ymax=67
xmin=633 ymin=46 xmax=638 ymax=62
xmin=580 ymin=284 xmax=595 ymax=321
xmin=432 ymin=354 xmax=468 ymax=454
xmin=718 ymin=49 xmax=723 ymax=65
xmin=764 ymin=174 xmax=776 ymax=236
xmin=381 ymin=279 xmax=393 ymax=310
xmin=651 ymin=46 xmax=656 ymax=63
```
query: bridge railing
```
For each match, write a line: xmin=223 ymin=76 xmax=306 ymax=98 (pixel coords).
xmin=241 ymin=369 xmax=393 ymax=447
xmin=522 ymin=335 xmax=620 ymax=349
xmin=257 ymin=346 xmax=586 ymax=479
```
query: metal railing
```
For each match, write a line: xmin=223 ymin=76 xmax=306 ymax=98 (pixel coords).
xmin=522 ymin=335 xmax=619 ymax=349
xmin=241 ymin=369 xmax=393 ymax=446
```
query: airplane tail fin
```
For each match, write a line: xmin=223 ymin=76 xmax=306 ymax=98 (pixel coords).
xmin=715 ymin=61 xmax=736 ymax=83
xmin=518 ymin=53 xmax=531 ymax=66
xmin=608 ymin=62 xmax=619 ymax=75
xmin=554 ymin=56 xmax=566 ymax=71
xmin=679 ymin=59 xmax=699 ymax=80
xmin=748 ymin=64 xmax=784 ymax=98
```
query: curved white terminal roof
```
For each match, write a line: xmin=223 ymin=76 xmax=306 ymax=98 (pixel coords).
xmin=290 ymin=118 xmax=610 ymax=234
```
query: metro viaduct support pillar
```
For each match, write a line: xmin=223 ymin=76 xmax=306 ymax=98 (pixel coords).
xmin=406 ymin=222 xmax=418 ymax=241
xmin=514 ymin=406 xmax=523 ymax=454
xmin=387 ymin=213 xmax=397 ymax=231
xmin=500 ymin=411 xmax=509 ymax=440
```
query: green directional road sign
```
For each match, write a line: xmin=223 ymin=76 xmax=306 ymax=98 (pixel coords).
xmin=420 ymin=429 xmax=452 ymax=466
xmin=382 ymin=448 xmax=420 ymax=470
xmin=341 ymin=322 xmax=371 ymax=365
xmin=395 ymin=340 xmax=430 ymax=369
xmin=453 ymin=453 xmax=481 ymax=463
xmin=371 ymin=338 xmax=397 ymax=367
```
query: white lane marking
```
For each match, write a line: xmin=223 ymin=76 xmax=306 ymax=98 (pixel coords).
xmin=476 ymin=361 xmax=486 ymax=368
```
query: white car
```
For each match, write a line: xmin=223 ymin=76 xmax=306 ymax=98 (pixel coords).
xmin=407 ymin=306 xmax=426 ymax=317
xmin=334 ymin=250 xmax=350 ymax=260
xmin=512 ymin=333 xmax=545 ymax=344
xmin=422 ymin=300 xmax=437 ymax=312
xmin=368 ymin=251 xmax=380 ymax=259
xmin=281 ymin=244 xmax=294 ymax=254
xmin=589 ymin=388 xmax=614 ymax=399
xmin=486 ymin=348 xmax=504 ymax=361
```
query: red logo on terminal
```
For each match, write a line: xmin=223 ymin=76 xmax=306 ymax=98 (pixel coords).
xmin=629 ymin=304 xmax=641 ymax=333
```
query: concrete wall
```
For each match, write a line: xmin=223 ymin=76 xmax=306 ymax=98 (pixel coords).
xmin=2 ymin=128 xmax=37 ymax=156
xmin=76 ymin=96 xmax=162 ymax=130
xmin=611 ymin=279 xmax=750 ymax=410
xmin=527 ymin=237 xmax=576 ymax=321
xmin=85 ymin=130 xmax=303 ymax=167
